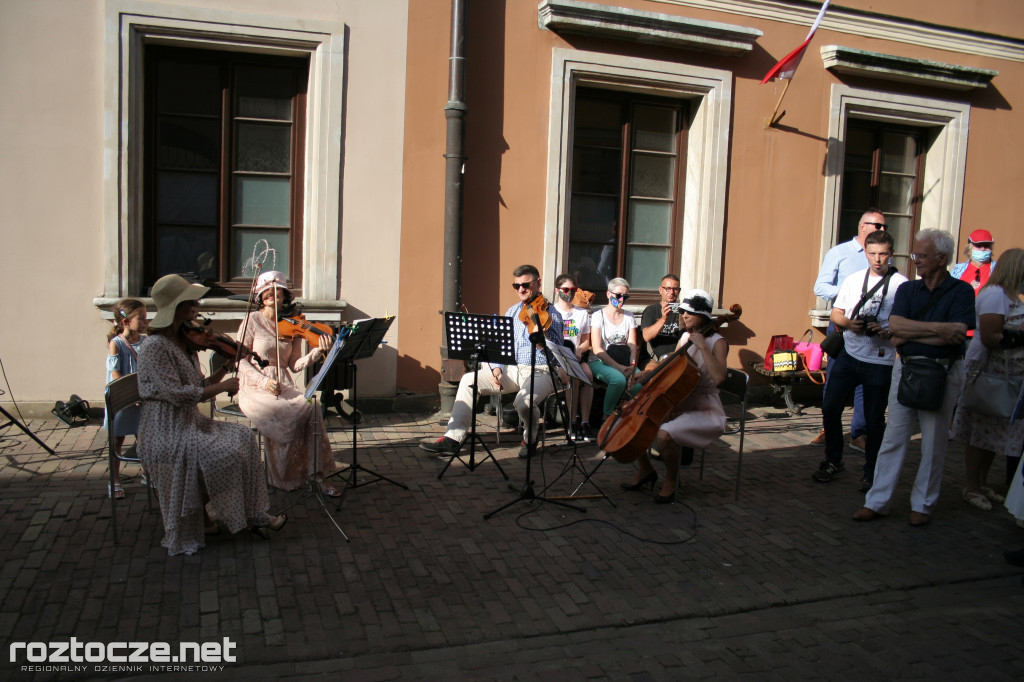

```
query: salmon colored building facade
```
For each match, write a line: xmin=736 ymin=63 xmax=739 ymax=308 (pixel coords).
xmin=1 ymin=0 xmax=1022 ymax=412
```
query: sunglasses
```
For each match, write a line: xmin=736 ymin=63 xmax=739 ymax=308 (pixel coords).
xmin=558 ymin=287 xmax=577 ymax=294
xmin=863 ymin=221 xmax=888 ymax=230
xmin=609 ymin=292 xmax=630 ymax=301
xmin=511 ymin=281 xmax=536 ymax=291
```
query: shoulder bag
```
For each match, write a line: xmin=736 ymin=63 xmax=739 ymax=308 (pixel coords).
xmin=962 ymin=350 xmax=1023 ymax=419
xmin=821 ymin=270 xmax=894 ymax=359
xmin=895 ymin=282 xmax=957 ymax=410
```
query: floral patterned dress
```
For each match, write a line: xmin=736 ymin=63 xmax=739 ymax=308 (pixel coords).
xmin=137 ymin=334 xmax=273 ymax=556
xmin=236 ymin=313 xmax=336 ymax=491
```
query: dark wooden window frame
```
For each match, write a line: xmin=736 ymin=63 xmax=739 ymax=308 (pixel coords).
xmin=839 ymin=119 xmax=926 ymax=279
xmin=142 ymin=45 xmax=308 ymax=296
xmin=569 ymin=88 xmax=688 ymax=307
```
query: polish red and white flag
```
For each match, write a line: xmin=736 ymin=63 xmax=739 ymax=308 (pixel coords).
xmin=760 ymin=0 xmax=833 ymax=84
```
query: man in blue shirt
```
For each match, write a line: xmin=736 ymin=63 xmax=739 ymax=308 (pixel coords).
xmin=422 ymin=264 xmax=565 ymax=459
xmin=810 ymin=208 xmax=888 ymax=448
xmin=853 ymin=229 xmax=975 ymax=527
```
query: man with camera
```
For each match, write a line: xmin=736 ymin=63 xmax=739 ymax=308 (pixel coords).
xmin=853 ymin=229 xmax=974 ymax=526
xmin=639 ymin=274 xmax=684 ymax=369
xmin=813 ymin=229 xmax=907 ymax=490
xmin=810 ymin=209 xmax=890 ymax=447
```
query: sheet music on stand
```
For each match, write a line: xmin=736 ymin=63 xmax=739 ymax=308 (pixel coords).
xmin=545 ymin=339 xmax=591 ymax=384
xmin=305 ymin=317 xmax=394 ymax=399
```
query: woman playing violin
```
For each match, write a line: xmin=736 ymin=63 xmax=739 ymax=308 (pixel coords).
xmin=137 ymin=274 xmax=286 ymax=556
xmin=621 ymin=289 xmax=728 ymax=503
xmin=236 ymin=271 xmax=339 ymax=495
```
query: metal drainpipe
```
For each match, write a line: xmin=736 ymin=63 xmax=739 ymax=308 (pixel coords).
xmin=438 ymin=0 xmax=468 ymax=417
xmin=443 ymin=0 xmax=467 ymax=313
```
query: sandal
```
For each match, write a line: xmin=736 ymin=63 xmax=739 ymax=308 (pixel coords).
xmin=204 ymin=523 xmax=222 ymax=536
xmin=322 ymin=484 xmax=341 ymax=498
xmin=963 ymin=489 xmax=993 ymax=511
xmin=981 ymin=487 xmax=1006 ymax=504
xmin=107 ymin=483 xmax=125 ymax=499
xmin=249 ymin=514 xmax=287 ymax=540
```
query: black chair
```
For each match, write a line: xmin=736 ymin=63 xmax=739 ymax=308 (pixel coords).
xmin=699 ymin=368 xmax=749 ymax=501
xmin=106 ymin=374 xmax=153 ymax=543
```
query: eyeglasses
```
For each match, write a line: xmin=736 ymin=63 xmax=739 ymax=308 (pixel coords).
xmin=862 ymin=221 xmax=888 ymax=230
xmin=609 ymin=292 xmax=630 ymax=301
xmin=511 ymin=281 xmax=535 ymax=291
xmin=910 ymin=252 xmax=936 ymax=262
xmin=660 ymin=286 xmax=681 ymax=292
xmin=558 ymin=287 xmax=577 ymax=294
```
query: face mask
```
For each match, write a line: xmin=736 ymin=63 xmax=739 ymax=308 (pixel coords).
xmin=971 ymin=248 xmax=992 ymax=264
xmin=610 ymin=297 xmax=623 ymax=308
xmin=558 ymin=291 xmax=573 ymax=303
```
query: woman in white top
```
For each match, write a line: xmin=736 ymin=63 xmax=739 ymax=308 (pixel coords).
xmin=587 ymin=278 xmax=637 ymax=420
xmin=951 ymin=249 xmax=1024 ymax=511
xmin=553 ymin=274 xmax=596 ymax=440
xmin=622 ymin=289 xmax=728 ymax=503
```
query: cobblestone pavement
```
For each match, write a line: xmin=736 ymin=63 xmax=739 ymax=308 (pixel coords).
xmin=1 ymin=402 xmax=1022 ymax=681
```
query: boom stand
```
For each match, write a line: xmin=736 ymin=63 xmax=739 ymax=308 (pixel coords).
xmin=484 ymin=327 xmax=585 ymax=520
xmin=321 ymin=318 xmax=409 ymax=506
xmin=437 ymin=313 xmax=512 ymax=481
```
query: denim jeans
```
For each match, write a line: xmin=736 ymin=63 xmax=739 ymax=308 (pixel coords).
xmin=822 ymin=349 xmax=893 ymax=481
xmin=824 ymin=322 xmax=866 ymax=438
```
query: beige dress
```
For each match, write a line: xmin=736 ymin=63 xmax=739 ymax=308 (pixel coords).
xmin=138 ymin=334 xmax=272 ymax=556
xmin=659 ymin=332 xmax=728 ymax=449
xmin=236 ymin=313 xmax=336 ymax=491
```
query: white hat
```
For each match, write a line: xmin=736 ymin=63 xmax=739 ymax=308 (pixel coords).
xmin=149 ymin=275 xmax=211 ymax=329
xmin=254 ymin=270 xmax=289 ymax=299
xmin=678 ymin=289 xmax=714 ymax=319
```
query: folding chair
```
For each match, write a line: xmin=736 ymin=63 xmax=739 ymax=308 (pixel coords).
xmin=106 ymin=374 xmax=153 ymax=543
xmin=699 ymin=368 xmax=749 ymax=500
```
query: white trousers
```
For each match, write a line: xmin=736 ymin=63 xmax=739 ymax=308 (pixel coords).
xmin=864 ymin=357 xmax=965 ymax=515
xmin=444 ymin=363 xmax=554 ymax=444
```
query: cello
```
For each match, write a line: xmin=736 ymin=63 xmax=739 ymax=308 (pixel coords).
xmin=597 ymin=304 xmax=742 ymax=463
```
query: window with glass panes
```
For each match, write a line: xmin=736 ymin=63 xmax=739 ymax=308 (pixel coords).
xmin=838 ymin=120 xmax=925 ymax=276
xmin=567 ymin=89 xmax=687 ymax=302
xmin=143 ymin=46 xmax=307 ymax=293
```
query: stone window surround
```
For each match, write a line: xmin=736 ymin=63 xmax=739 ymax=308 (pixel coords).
xmin=811 ymin=84 xmax=970 ymax=322
xmin=97 ymin=0 xmax=347 ymax=319
xmin=544 ymin=48 xmax=732 ymax=304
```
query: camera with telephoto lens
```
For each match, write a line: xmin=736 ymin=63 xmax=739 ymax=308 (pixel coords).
xmin=858 ymin=313 xmax=879 ymax=336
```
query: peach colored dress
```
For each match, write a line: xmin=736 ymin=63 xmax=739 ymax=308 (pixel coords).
xmin=236 ymin=313 xmax=336 ymax=491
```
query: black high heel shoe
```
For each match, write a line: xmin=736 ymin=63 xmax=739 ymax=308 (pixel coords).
xmin=654 ymin=492 xmax=675 ymax=504
xmin=621 ymin=471 xmax=658 ymax=491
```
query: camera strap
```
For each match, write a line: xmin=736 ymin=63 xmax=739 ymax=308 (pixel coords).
xmin=850 ymin=268 xmax=894 ymax=319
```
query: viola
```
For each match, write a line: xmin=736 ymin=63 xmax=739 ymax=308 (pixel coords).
xmin=180 ymin=320 xmax=269 ymax=369
xmin=277 ymin=313 xmax=334 ymax=347
xmin=597 ymin=304 xmax=742 ymax=463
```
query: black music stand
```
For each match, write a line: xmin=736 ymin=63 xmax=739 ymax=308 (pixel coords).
xmin=437 ymin=313 xmax=512 ymax=481
xmin=484 ymin=321 xmax=584 ymax=520
xmin=313 ymin=317 xmax=408 ymax=505
xmin=0 ymin=389 xmax=56 ymax=456
xmin=536 ymin=343 xmax=613 ymax=505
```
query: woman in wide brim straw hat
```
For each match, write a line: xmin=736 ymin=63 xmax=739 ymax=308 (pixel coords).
xmin=137 ymin=274 xmax=286 ymax=556
xmin=235 ymin=271 xmax=339 ymax=494
xmin=621 ymin=289 xmax=728 ymax=504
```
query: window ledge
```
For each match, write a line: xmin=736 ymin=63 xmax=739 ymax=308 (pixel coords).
xmin=93 ymin=297 xmax=348 ymax=322
xmin=538 ymin=0 xmax=762 ymax=55
xmin=820 ymin=45 xmax=998 ymax=91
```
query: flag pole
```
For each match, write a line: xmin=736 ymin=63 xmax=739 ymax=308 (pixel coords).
xmin=764 ymin=78 xmax=792 ymax=128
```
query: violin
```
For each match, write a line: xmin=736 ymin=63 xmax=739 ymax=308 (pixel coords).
xmin=518 ymin=294 xmax=552 ymax=335
xmin=597 ymin=304 xmax=742 ymax=463
xmin=180 ymin=320 xmax=269 ymax=369
xmin=277 ymin=313 xmax=334 ymax=347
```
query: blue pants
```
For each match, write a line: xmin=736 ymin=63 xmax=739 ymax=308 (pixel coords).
xmin=822 ymin=350 xmax=893 ymax=481
xmin=824 ymin=322 xmax=865 ymax=438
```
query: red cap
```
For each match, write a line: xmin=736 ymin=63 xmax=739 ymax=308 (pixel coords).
xmin=969 ymin=229 xmax=993 ymax=244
